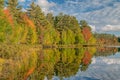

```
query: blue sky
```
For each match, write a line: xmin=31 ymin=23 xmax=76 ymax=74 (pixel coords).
xmin=19 ymin=0 xmax=120 ymax=36
xmin=48 ymin=0 xmax=65 ymax=4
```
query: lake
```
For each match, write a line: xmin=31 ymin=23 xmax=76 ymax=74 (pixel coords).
xmin=0 ymin=46 xmax=120 ymax=80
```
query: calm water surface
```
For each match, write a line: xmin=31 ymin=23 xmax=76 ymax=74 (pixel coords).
xmin=61 ymin=51 xmax=120 ymax=80
xmin=53 ymin=47 xmax=120 ymax=80
xmin=0 ymin=47 xmax=120 ymax=80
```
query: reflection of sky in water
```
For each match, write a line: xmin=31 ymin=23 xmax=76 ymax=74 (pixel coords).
xmin=53 ymin=52 xmax=120 ymax=80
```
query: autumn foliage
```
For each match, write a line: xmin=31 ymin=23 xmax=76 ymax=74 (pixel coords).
xmin=82 ymin=51 xmax=92 ymax=65
xmin=3 ymin=8 xmax=13 ymax=26
xmin=0 ymin=0 xmax=98 ymax=45
xmin=23 ymin=15 xmax=36 ymax=29
xmin=24 ymin=67 xmax=35 ymax=80
xmin=82 ymin=27 xmax=92 ymax=42
xmin=94 ymin=33 xmax=118 ymax=45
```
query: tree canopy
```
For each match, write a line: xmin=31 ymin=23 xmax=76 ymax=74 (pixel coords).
xmin=0 ymin=0 xmax=119 ymax=45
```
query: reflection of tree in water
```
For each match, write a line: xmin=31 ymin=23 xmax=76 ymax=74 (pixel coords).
xmin=29 ymin=48 xmax=85 ymax=79
xmin=29 ymin=49 xmax=56 ymax=80
xmin=54 ymin=61 xmax=79 ymax=78
xmin=54 ymin=48 xmax=84 ymax=78
xmin=95 ymin=47 xmax=118 ymax=57
xmin=0 ymin=45 xmax=38 ymax=80
xmin=0 ymin=46 xmax=97 ymax=80
xmin=34 ymin=47 xmax=96 ymax=79
xmin=30 ymin=47 xmax=93 ymax=79
xmin=54 ymin=48 xmax=96 ymax=78
xmin=54 ymin=49 xmax=80 ymax=77
xmin=80 ymin=47 xmax=96 ymax=71
xmin=80 ymin=51 xmax=92 ymax=71
xmin=118 ymin=48 xmax=120 ymax=52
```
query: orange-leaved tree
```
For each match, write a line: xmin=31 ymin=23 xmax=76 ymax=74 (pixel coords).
xmin=3 ymin=8 xmax=14 ymax=26
xmin=80 ymin=20 xmax=92 ymax=43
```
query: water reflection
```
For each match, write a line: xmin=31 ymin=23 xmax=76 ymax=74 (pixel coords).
xmin=94 ymin=47 xmax=117 ymax=57
xmin=0 ymin=45 xmax=120 ymax=80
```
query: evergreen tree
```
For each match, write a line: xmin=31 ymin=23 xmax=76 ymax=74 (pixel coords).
xmin=46 ymin=13 xmax=54 ymax=26
xmin=27 ymin=2 xmax=45 ymax=44
xmin=0 ymin=9 xmax=12 ymax=43
xmin=80 ymin=20 xmax=88 ymax=28
xmin=27 ymin=2 xmax=47 ymax=27
xmin=7 ymin=0 xmax=22 ymax=22
xmin=0 ymin=0 xmax=3 ymax=9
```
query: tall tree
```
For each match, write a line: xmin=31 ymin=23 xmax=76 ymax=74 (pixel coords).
xmin=0 ymin=0 xmax=3 ymax=9
xmin=27 ymin=2 xmax=46 ymax=44
xmin=7 ymin=0 xmax=22 ymax=22
xmin=0 ymin=1 xmax=13 ymax=43
xmin=27 ymin=2 xmax=59 ymax=45
xmin=46 ymin=13 xmax=54 ymax=26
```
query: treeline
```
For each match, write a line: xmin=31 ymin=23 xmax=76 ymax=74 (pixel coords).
xmin=94 ymin=33 xmax=119 ymax=45
xmin=0 ymin=0 xmax=96 ymax=45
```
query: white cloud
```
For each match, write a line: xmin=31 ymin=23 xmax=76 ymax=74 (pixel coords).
xmin=89 ymin=25 xmax=96 ymax=32
xmin=92 ymin=57 xmax=120 ymax=65
xmin=37 ymin=0 xmax=56 ymax=13
xmin=21 ymin=8 xmax=27 ymax=12
xmin=80 ymin=57 xmax=120 ymax=80
xmin=102 ymin=25 xmax=120 ymax=31
xmin=19 ymin=0 xmax=25 ymax=2
xmin=4 ymin=7 xmax=7 ymax=10
xmin=49 ymin=0 xmax=120 ymax=34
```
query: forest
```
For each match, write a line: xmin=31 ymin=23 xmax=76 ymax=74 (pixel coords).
xmin=1 ymin=0 xmax=120 ymax=79
xmin=1 ymin=0 xmax=119 ymax=46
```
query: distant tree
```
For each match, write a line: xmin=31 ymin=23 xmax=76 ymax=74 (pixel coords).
xmin=94 ymin=33 xmax=118 ymax=45
xmin=118 ymin=37 xmax=120 ymax=43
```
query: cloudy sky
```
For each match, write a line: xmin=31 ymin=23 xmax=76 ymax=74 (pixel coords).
xmin=19 ymin=0 xmax=120 ymax=36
